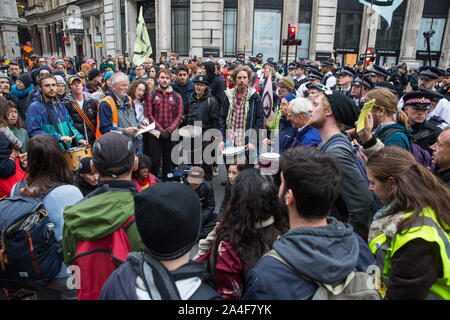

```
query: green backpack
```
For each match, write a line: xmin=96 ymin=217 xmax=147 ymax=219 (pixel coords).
xmin=264 ymin=249 xmax=381 ymax=300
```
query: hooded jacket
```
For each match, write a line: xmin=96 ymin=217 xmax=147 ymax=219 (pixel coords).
xmin=62 ymin=181 xmax=145 ymax=267
xmin=203 ymin=61 xmax=226 ymax=109
xmin=242 ymin=217 xmax=375 ymax=300
xmin=10 ymin=83 xmax=34 ymax=120
xmin=63 ymin=92 xmax=98 ymax=144
xmin=26 ymin=89 xmax=84 ymax=149
xmin=171 ymin=79 xmax=194 ymax=108
xmin=184 ymin=89 xmax=220 ymax=130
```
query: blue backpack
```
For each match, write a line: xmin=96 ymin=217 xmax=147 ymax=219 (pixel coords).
xmin=0 ymin=183 xmax=63 ymax=290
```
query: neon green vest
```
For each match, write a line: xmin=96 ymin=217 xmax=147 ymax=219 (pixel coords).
xmin=369 ymin=207 xmax=450 ymax=300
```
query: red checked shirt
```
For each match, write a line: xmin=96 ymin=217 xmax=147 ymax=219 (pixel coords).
xmin=144 ymin=86 xmax=184 ymax=133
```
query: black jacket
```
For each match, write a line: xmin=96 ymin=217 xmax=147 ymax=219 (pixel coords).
xmin=73 ymin=174 xmax=98 ymax=197
xmin=411 ymin=118 xmax=442 ymax=153
xmin=0 ymin=134 xmax=16 ymax=178
xmin=203 ymin=61 xmax=227 ymax=109
xmin=194 ymin=181 xmax=217 ymax=239
xmin=184 ymin=90 xmax=220 ymax=130
xmin=63 ymin=93 xmax=98 ymax=144
xmin=436 ymin=168 xmax=450 ymax=188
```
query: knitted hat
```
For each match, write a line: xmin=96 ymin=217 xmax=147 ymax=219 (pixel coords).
xmin=134 ymin=183 xmax=201 ymax=260
xmin=104 ymin=71 xmax=114 ymax=82
xmin=278 ymin=77 xmax=295 ymax=92
xmin=18 ymin=73 xmax=33 ymax=88
xmin=88 ymin=68 xmax=101 ymax=81
xmin=92 ymin=132 xmax=136 ymax=177
xmin=327 ymin=91 xmax=359 ymax=127
xmin=78 ymin=157 xmax=93 ymax=174
xmin=282 ymin=93 xmax=296 ymax=103
xmin=54 ymin=75 xmax=66 ymax=85
xmin=102 ymin=63 xmax=116 ymax=72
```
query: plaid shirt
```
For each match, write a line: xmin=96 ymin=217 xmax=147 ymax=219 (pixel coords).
xmin=229 ymin=91 xmax=247 ymax=146
xmin=144 ymin=86 xmax=183 ymax=133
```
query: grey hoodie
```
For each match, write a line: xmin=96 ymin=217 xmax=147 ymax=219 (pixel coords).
xmin=273 ymin=217 xmax=360 ymax=284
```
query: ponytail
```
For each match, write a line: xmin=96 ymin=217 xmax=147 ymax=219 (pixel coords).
xmin=395 ymin=109 xmax=410 ymax=131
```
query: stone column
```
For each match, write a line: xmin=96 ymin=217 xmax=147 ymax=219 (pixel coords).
xmin=191 ymin=0 xmax=223 ymax=58
xmin=127 ymin=0 xmax=137 ymax=57
xmin=309 ymin=0 xmax=337 ymax=61
xmin=103 ymin=0 xmax=117 ymax=57
xmin=281 ymin=0 xmax=300 ymax=62
xmin=359 ymin=6 xmax=378 ymax=57
xmin=40 ymin=25 xmax=51 ymax=57
xmin=156 ymin=0 xmax=171 ymax=58
xmin=438 ymin=4 xmax=450 ymax=69
xmin=236 ymin=0 xmax=253 ymax=55
xmin=398 ymin=0 xmax=425 ymax=67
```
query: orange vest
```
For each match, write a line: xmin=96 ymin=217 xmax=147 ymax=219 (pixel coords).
xmin=95 ymin=95 xmax=134 ymax=139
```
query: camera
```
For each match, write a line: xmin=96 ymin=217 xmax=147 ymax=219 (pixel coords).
xmin=423 ymin=30 xmax=435 ymax=39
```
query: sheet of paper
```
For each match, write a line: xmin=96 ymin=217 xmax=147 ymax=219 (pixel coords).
xmin=356 ymin=99 xmax=376 ymax=133
xmin=137 ymin=122 xmax=156 ymax=135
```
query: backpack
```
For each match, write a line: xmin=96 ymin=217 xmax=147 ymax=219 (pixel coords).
xmin=321 ymin=135 xmax=370 ymax=186
xmin=127 ymin=251 xmax=220 ymax=300
xmin=0 ymin=183 xmax=63 ymax=290
xmin=378 ymin=127 xmax=434 ymax=170
xmin=70 ymin=214 xmax=135 ymax=300
xmin=265 ymin=249 xmax=380 ymax=300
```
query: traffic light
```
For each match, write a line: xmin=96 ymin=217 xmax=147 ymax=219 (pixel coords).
xmin=288 ymin=24 xmax=296 ymax=40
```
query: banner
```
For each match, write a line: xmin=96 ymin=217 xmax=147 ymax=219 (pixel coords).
xmin=132 ymin=6 xmax=152 ymax=66
xmin=359 ymin=0 xmax=404 ymax=28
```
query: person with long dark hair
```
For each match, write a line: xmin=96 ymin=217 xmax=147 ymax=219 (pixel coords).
xmin=367 ymin=146 xmax=450 ymax=300
xmin=11 ymin=134 xmax=84 ymax=299
xmin=195 ymin=168 xmax=289 ymax=300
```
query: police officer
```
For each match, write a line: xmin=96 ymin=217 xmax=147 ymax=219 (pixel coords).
xmin=183 ymin=75 xmax=220 ymax=181
xmin=351 ymin=75 xmax=373 ymax=108
xmin=403 ymin=90 xmax=443 ymax=153
xmin=320 ymin=60 xmax=336 ymax=88
xmin=367 ymin=64 xmax=390 ymax=85
xmin=236 ymin=53 xmax=245 ymax=64
xmin=256 ymin=53 xmax=264 ymax=69
xmin=294 ymin=62 xmax=309 ymax=92
xmin=333 ymin=66 xmax=355 ymax=98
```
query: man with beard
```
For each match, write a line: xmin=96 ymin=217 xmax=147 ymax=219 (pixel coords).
xmin=26 ymin=73 xmax=87 ymax=150
xmin=367 ymin=64 xmax=390 ymax=85
xmin=219 ymin=65 xmax=264 ymax=163
xmin=357 ymin=88 xmax=412 ymax=157
xmin=308 ymin=88 xmax=375 ymax=237
xmin=0 ymin=73 xmax=20 ymax=108
xmin=143 ymin=69 xmax=183 ymax=179
xmin=96 ymin=72 xmax=142 ymax=143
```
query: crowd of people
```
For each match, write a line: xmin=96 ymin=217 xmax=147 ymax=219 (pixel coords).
xmin=0 ymin=50 xmax=449 ymax=301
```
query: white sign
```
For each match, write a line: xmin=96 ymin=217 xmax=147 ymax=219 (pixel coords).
xmin=68 ymin=17 xmax=83 ymax=30
xmin=253 ymin=10 xmax=282 ymax=61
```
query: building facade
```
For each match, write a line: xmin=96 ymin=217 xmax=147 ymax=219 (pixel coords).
xmin=22 ymin=0 xmax=450 ymax=69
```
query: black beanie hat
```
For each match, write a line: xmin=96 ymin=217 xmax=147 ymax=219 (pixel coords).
xmin=88 ymin=68 xmax=101 ymax=81
xmin=18 ymin=73 xmax=33 ymax=89
xmin=78 ymin=157 xmax=93 ymax=174
xmin=327 ymin=91 xmax=359 ymax=128
xmin=134 ymin=183 xmax=201 ymax=261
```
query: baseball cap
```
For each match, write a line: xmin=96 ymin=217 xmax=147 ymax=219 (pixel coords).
xmin=187 ymin=166 xmax=205 ymax=184
xmin=67 ymin=74 xmax=83 ymax=85
xmin=92 ymin=132 xmax=136 ymax=178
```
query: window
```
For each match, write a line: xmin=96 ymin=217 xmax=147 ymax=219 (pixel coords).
xmin=375 ymin=15 xmax=404 ymax=50
xmin=417 ymin=17 xmax=446 ymax=52
xmin=223 ymin=8 xmax=237 ymax=57
xmin=171 ymin=0 xmax=190 ymax=56
xmin=297 ymin=0 xmax=312 ymax=59
xmin=334 ymin=12 xmax=363 ymax=49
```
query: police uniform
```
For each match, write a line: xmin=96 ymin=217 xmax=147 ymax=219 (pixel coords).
xmin=351 ymin=75 xmax=373 ymax=107
xmin=320 ymin=60 xmax=336 ymax=88
xmin=366 ymin=64 xmax=390 ymax=83
xmin=403 ymin=91 xmax=443 ymax=153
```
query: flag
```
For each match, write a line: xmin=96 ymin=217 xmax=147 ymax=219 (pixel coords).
xmin=359 ymin=0 xmax=404 ymax=28
xmin=261 ymin=76 xmax=274 ymax=123
xmin=132 ymin=7 xmax=152 ymax=66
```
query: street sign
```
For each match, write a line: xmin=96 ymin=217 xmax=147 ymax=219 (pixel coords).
xmin=68 ymin=17 xmax=84 ymax=36
xmin=365 ymin=48 xmax=373 ymax=64
xmin=94 ymin=34 xmax=103 ymax=48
